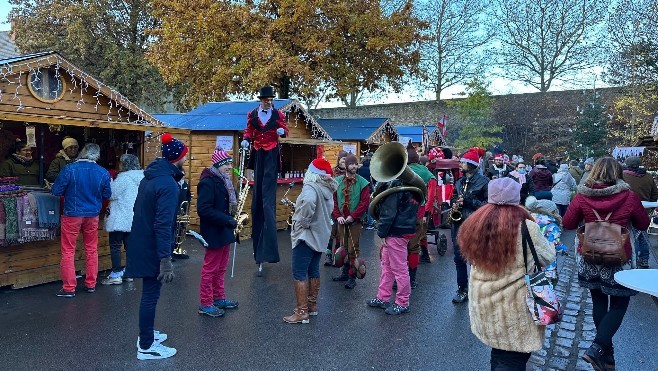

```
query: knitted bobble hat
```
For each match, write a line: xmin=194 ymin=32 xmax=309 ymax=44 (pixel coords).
xmin=212 ymin=147 xmax=232 ymax=168
xmin=161 ymin=133 xmax=188 ymax=163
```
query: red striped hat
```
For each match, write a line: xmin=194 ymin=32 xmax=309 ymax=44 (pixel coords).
xmin=212 ymin=147 xmax=232 ymax=168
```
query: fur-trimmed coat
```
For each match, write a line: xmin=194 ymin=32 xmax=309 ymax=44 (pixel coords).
xmin=291 ymin=176 xmax=338 ymax=252
xmin=469 ymin=219 xmax=555 ymax=353
xmin=563 ymin=180 xmax=649 ymax=257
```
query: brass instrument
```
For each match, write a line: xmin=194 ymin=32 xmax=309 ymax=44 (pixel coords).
xmin=174 ymin=200 xmax=191 ymax=255
xmin=233 ymin=170 xmax=251 ymax=242
xmin=368 ymin=142 xmax=428 ymax=220
xmin=449 ymin=178 xmax=469 ymax=223
xmin=281 ymin=182 xmax=296 ymax=226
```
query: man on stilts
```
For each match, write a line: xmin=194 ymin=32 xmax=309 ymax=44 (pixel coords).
xmin=241 ymin=86 xmax=288 ymax=277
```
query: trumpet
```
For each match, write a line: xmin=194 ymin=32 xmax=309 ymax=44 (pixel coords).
xmin=448 ymin=178 xmax=469 ymax=223
xmin=280 ymin=182 xmax=295 ymax=227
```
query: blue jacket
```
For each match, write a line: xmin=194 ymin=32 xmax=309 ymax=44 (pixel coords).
xmin=197 ymin=168 xmax=237 ymax=248
xmin=51 ymin=160 xmax=111 ymax=217
xmin=125 ymin=158 xmax=183 ymax=278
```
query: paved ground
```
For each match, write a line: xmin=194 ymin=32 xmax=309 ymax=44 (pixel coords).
xmin=0 ymin=228 xmax=656 ymax=370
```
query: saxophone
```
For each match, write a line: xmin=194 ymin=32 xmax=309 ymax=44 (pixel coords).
xmin=280 ymin=182 xmax=296 ymax=226
xmin=174 ymin=200 xmax=191 ymax=254
xmin=233 ymin=170 xmax=250 ymax=242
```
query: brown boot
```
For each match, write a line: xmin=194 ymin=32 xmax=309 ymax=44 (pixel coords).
xmin=308 ymin=278 xmax=320 ymax=316
xmin=283 ymin=280 xmax=310 ymax=324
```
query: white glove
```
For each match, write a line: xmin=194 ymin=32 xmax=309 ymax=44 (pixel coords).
xmin=276 ymin=128 xmax=285 ymax=136
xmin=241 ymin=140 xmax=249 ymax=148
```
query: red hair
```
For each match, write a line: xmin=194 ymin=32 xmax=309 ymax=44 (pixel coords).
xmin=457 ymin=204 xmax=532 ymax=274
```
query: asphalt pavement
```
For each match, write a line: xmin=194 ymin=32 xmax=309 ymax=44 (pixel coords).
xmin=0 ymin=228 xmax=655 ymax=370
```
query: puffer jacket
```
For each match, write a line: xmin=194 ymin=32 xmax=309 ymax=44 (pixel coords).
xmin=563 ymin=180 xmax=649 ymax=257
xmin=197 ymin=168 xmax=237 ymax=248
xmin=125 ymin=158 xmax=183 ymax=278
xmin=551 ymin=170 xmax=577 ymax=205
xmin=451 ymin=172 xmax=489 ymax=223
xmin=291 ymin=176 xmax=338 ymax=252
xmin=104 ymin=169 xmax=144 ymax=232
xmin=376 ymin=179 xmax=420 ymax=238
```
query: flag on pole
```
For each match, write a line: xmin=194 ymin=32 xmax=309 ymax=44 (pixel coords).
xmin=437 ymin=115 xmax=447 ymax=138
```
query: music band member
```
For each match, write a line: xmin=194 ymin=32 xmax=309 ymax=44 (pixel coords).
xmin=241 ymin=86 xmax=288 ymax=276
xmin=196 ymin=147 xmax=239 ymax=317
xmin=450 ymin=148 xmax=489 ymax=304
xmin=487 ymin=153 xmax=512 ymax=179
xmin=406 ymin=144 xmax=437 ymax=288
xmin=367 ymin=174 xmax=420 ymax=315
xmin=126 ymin=133 xmax=188 ymax=360
xmin=331 ymin=154 xmax=370 ymax=289
xmin=283 ymin=159 xmax=337 ymax=324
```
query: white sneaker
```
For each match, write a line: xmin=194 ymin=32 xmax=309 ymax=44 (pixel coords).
xmin=136 ymin=330 xmax=168 ymax=349
xmin=137 ymin=342 xmax=177 ymax=360
xmin=101 ymin=276 xmax=122 ymax=285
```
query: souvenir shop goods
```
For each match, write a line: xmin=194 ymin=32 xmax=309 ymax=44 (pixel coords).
xmin=522 ymin=222 xmax=563 ymax=326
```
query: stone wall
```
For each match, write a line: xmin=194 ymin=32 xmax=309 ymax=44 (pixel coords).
xmin=311 ymin=87 xmax=628 ymax=159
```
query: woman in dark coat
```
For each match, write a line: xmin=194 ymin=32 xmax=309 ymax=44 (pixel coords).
xmin=196 ymin=148 xmax=239 ymax=317
xmin=562 ymin=157 xmax=649 ymax=371
xmin=0 ymin=140 xmax=40 ymax=185
xmin=507 ymin=161 xmax=534 ymax=205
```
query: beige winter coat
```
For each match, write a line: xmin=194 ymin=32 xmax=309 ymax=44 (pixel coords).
xmin=469 ymin=219 xmax=556 ymax=353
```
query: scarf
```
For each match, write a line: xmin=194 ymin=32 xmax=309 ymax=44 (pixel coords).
xmin=0 ymin=201 xmax=5 ymax=244
xmin=509 ymin=170 xmax=527 ymax=185
xmin=56 ymin=149 xmax=76 ymax=162
xmin=33 ymin=192 xmax=61 ymax=228
xmin=19 ymin=194 xmax=55 ymax=243
xmin=11 ymin=153 xmax=33 ymax=166
xmin=209 ymin=167 xmax=237 ymax=211
xmin=2 ymin=197 xmax=19 ymax=244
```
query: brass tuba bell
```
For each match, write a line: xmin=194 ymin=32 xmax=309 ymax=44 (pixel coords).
xmin=368 ymin=142 xmax=427 ymax=220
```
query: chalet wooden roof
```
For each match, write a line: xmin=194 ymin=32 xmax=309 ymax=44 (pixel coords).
xmin=317 ymin=118 xmax=399 ymax=144
xmin=0 ymin=51 xmax=179 ymax=132
xmin=156 ymin=99 xmax=333 ymax=140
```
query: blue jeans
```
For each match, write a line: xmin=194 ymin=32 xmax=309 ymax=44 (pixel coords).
xmin=109 ymin=231 xmax=130 ymax=272
xmin=291 ymin=241 xmax=322 ymax=280
xmin=139 ymin=277 xmax=162 ymax=350
xmin=632 ymin=227 xmax=650 ymax=260
xmin=451 ymin=223 xmax=468 ymax=288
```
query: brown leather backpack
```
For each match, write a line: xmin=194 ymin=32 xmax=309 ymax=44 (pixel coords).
xmin=577 ymin=210 xmax=630 ymax=266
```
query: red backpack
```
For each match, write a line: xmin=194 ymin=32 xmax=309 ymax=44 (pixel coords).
xmin=577 ymin=209 xmax=630 ymax=266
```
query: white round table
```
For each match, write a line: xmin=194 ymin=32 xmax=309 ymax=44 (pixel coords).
xmin=614 ymin=269 xmax=658 ymax=297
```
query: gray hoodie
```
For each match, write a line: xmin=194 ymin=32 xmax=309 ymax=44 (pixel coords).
xmin=290 ymin=176 xmax=338 ymax=252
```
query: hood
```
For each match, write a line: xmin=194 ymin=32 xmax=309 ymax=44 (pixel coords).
xmin=309 ymin=176 xmax=338 ymax=199
xmin=117 ymin=169 xmax=144 ymax=183
xmin=533 ymin=167 xmax=553 ymax=180
xmin=577 ymin=179 xmax=631 ymax=197
xmin=200 ymin=168 xmax=215 ymax=181
xmin=144 ymin=158 xmax=183 ymax=181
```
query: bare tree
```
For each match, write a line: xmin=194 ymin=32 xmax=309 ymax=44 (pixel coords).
xmin=416 ymin=0 xmax=490 ymax=101
xmin=490 ymin=0 xmax=605 ymax=93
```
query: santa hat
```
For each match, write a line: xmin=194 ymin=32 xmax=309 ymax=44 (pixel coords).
xmin=211 ymin=147 xmax=232 ymax=168
xmin=532 ymin=152 xmax=543 ymax=161
xmin=309 ymin=158 xmax=333 ymax=176
xmin=494 ymin=153 xmax=505 ymax=161
xmin=460 ymin=149 xmax=480 ymax=167
xmin=161 ymin=133 xmax=188 ymax=163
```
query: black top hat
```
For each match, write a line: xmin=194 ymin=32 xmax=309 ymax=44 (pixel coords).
xmin=258 ymin=86 xmax=276 ymax=99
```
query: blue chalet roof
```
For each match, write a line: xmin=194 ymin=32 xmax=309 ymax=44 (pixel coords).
xmin=155 ymin=99 xmax=332 ymax=140
xmin=395 ymin=125 xmax=436 ymax=143
xmin=316 ymin=118 xmax=393 ymax=141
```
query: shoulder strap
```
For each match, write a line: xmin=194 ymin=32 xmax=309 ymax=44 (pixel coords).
xmin=521 ymin=221 xmax=542 ymax=273
xmin=591 ymin=209 xmax=613 ymax=221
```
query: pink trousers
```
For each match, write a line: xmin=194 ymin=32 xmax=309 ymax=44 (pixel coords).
xmin=376 ymin=236 xmax=411 ymax=307
xmin=60 ymin=215 xmax=99 ymax=292
xmin=199 ymin=245 xmax=231 ymax=307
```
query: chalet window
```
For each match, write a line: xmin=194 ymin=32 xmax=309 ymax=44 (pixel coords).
xmin=27 ymin=68 xmax=65 ymax=103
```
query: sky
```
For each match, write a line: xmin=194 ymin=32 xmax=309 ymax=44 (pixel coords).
xmin=0 ymin=0 xmax=604 ymax=108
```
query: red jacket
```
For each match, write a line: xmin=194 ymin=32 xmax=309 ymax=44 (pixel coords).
xmin=244 ymin=108 xmax=288 ymax=151
xmin=563 ymin=181 xmax=649 ymax=256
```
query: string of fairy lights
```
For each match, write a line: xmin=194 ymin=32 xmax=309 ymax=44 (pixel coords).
xmin=0 ymin=53 xmax=163 ymax=128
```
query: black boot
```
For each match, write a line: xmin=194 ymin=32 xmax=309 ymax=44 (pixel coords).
xmin=344 ymin=276 xmax=357 ymax=289
xmin=582 ymin=343 xmax=607 ymax=371
xmin=438 ymin=233 xmax=448 ymax=256
xmin=409 ymin=268 xmax=418 ymax=289
xmin=451 ymin=286 xmax=468 ymax=303
xmin=324 ymin=241 xmax=334 ymax=266
xmin=332 ymin=265 xmax=349 ymax=281
xmin=420 ymin=245 xmax=431 ymax=263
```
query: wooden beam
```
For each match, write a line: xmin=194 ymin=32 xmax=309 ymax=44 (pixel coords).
xmin=0 ymin=111 xmax=189 ymax=134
